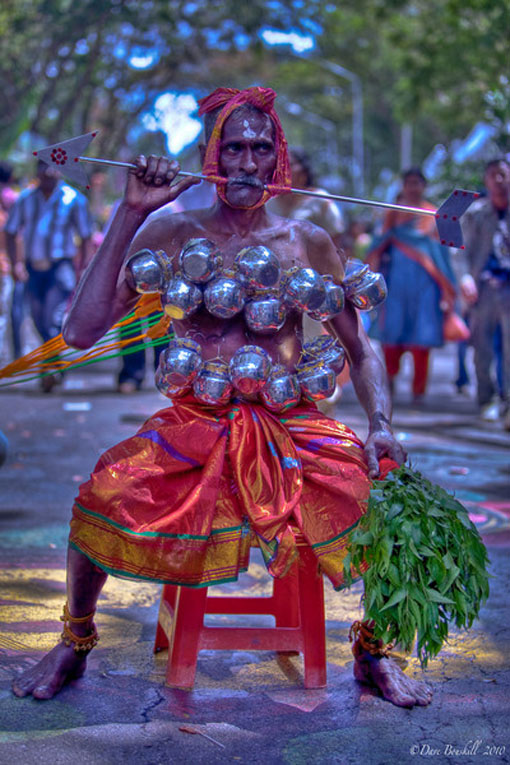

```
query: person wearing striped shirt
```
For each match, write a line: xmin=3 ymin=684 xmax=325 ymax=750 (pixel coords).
xmin=4 ymin=160 xmax=93 ymax=387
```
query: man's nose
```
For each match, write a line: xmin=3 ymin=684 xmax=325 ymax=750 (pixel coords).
xmin=240 ymin=148 xmax=257 ymax=174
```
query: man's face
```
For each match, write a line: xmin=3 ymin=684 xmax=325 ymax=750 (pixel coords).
xmin=402 ymin=174 xmax=425 ymax=203
xmin=485 ymin=161 xmax=510 ymax=206
xmin=36 ymin=161 xmax=59 ymax=190
xmin=218 ymin=109 xmax=276 ymax=208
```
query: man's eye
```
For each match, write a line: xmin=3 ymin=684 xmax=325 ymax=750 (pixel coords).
xmin=256 ymin=143 xmax=272 ymax=153
xmin=224 ymin=144 xmax=241 ymax=153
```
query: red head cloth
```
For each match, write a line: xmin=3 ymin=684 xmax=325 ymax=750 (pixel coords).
xmin=197 ymin=86 xmax=291 ymax=209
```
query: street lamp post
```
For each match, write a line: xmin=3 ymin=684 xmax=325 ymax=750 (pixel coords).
xmin=315 ymin=59 xmax=364 ymax=196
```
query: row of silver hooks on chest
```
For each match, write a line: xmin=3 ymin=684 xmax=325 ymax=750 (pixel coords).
xmin=126 ymin=239 xmax=387 ymax=328
xmin=154 ymin=334 xmax=348 ymax=411
xmin=125 ymin=239 xmax=387 ymax=409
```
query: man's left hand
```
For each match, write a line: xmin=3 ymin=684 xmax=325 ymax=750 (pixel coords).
xmin=364 ymin=428 xmax=407 ymax=479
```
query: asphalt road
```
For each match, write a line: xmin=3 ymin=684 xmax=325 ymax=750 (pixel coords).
xmin=0 ymin=345 xmax=509 ymax=765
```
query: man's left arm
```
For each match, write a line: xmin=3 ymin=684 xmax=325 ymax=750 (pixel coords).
xmin=326 ymin=304 xmax=406 ymax=476
xmin=306 ymin=226 xmax=406 ymax=476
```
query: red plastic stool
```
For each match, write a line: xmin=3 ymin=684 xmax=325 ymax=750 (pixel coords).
xmin=154 ymin=539 xmax=327 ymax=689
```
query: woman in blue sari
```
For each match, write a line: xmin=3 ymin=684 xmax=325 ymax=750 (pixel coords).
xmin=366 ymin=168 xmax=457 ymax=399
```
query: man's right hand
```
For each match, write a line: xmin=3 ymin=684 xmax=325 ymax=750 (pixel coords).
xmin=460 ymin=273 xmax=478 ymax=306
xmin=124 ymin=155 xmax=200 ymax=215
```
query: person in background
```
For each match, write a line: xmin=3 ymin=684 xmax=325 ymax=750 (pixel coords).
xmin=4 ymin=160 xmax=93 ymax=391
xmin=458 ymin=158 xmax=510 ymax=429
xmin=343 ymin=217 xmax=373 ymax=262
xmin=0 ymin=162 xmax=18 ymax=364
xmin=269 ymin=146 xmax=345 ymax=253
xmin=366 ymin=167 xmax=457 ymax=401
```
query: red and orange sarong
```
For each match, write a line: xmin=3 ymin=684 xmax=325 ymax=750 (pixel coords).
xmin=70 ymin=396 xmax=394 ymax=590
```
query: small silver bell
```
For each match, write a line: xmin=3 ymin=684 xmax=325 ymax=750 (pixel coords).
xmin=297 ymin=361 xmax=336 ymax=401
xmin=283 ymin=267 xmax=326 ymax=312
xmin=234 ymin=246 xmax=281 ymax=292
xmin=193 ymin=360 xmax=233 ymax=405
xmin=155 ymin=368 xmax=190 ymax=399
xmin=307 ymin=276 xmax=345 ymax=321
xmin=345 ymin=270 xmax=387 ymax=310
xmin=204 ymin=274 xmax=245 ymax=319
xmin=302 ymin=336 xmax=346 ymax=374
xmin=260 ymin=364 xmax=301 ymax=411
xmin=125 ymin=248 xmax=172 ymax=294
xmin=158 ymin=338 xmax=202 ymax=387
xmin=244 ymin=296 xmax=286 ymax=334
xmin=179 ymin=238 xmax=223 ymax=284
xmin=229 ymin=345 xmax=272 ymax=396
xmin=161 ymin=275 xmax=203 ymax=320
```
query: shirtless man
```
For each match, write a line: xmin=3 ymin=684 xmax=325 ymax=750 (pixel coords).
xmin=12 ymin=87 xmax=431 ymax=708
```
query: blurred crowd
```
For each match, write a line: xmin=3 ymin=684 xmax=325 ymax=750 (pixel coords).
xmin=1 ymin=148 xmax=509 ymax=431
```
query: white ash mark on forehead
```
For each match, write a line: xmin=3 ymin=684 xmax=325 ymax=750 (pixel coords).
xmin=242 ymin=120 xmax=257 ymax=139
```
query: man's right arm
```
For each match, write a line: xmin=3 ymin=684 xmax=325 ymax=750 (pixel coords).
xmin=5 ymin=232 xmax=27 ymax=282
xmin=63 ymin=155 xmax=199 ymax=349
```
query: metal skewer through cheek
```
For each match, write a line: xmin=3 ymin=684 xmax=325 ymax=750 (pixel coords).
xmin=80 ymin=156 xmax=434 ymax=217
xmin=34 ymin=131 xmax=479 ymax=247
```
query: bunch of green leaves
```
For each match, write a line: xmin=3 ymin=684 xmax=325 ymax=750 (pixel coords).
xmin=343 ymin=464 xmax=490 ymax=667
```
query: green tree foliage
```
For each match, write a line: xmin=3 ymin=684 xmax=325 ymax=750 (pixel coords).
xmin=1 ymin=0 xmax=508 ymax=191
xmin=273 ymin=0 xmax=509 ymax=188
xmin=0 ymin=0 xmax=324 ymax=159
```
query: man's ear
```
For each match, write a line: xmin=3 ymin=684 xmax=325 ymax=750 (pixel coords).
xmin=198 ymin=143 xmax=206 ymax=165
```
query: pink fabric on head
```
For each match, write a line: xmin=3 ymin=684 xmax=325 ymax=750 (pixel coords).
xmin=197 ymin=86 xmax=291 ymax=208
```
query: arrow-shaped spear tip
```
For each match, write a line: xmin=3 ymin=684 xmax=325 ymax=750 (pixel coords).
xmin=32 ymin=131 xmax=99 ymax=189
xmin=435 ymin=188 xmax=480 ymax=248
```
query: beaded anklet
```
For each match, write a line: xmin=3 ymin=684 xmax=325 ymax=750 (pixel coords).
xmin=349 ymin=620 xmax=393 ymax=659
xmin=60 ymin=602 xmax=99 ymax=653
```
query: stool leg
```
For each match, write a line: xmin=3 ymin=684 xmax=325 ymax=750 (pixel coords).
xmin=273 ymin=562 xmax=299 ymax=627
xmin=154 ymin=584 xmax=178 ymax=652
xmin=297 ymin=547 xmax=327 ymax=688
xmin=167 ymin=586 xmax=208 ymax=689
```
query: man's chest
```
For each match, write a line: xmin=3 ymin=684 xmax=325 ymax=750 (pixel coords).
xmin=165 ymin=228 xmax=311 ymax=274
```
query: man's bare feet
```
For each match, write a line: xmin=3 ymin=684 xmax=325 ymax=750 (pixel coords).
xmin=12 ymin=642 xmax=88 ymax=700
xmin=354 ymin=649 xmax=432 ymax=707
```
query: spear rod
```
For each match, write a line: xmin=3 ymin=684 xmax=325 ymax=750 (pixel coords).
xmin=80 ymin=156 xmax=439 ymax=219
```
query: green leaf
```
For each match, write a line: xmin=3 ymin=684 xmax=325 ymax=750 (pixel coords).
xmin=386 ymin=502 xmax=404 ymax=520
xmin=353 ymin=531 xmax=374 ymax=546
xmin=425 ymin=587 xmax=456 ymax=605
xmin=440 ymin=564 xmax=461 ymax=594
xmin=387 ymin=562 xmax=400 ymax=588
xmin=380 ymin=587 xmax=407 ymax=611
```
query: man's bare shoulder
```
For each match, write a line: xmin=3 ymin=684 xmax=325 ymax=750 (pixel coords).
xmin=267 ymin=209 xmax=331 ymax=240
xmin=299 ymin=219 xmax=345 ymax=278
xmin=266 ymin=211 xmax=344 ymax=278
xmin=128 ymin=206 xmax=212 ymax=255
xmin=267 ymin=210 xmax=328 ymax=243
